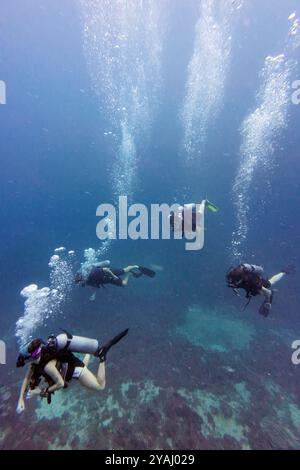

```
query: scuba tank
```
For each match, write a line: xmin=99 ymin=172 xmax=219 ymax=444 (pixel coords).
xmin=94 ymin=260 xmax=110 ymax=268
xmin=241 ymin=264 xmax=264 ymax=276
xmin=47 ymin=331 xmax=100 ymax=356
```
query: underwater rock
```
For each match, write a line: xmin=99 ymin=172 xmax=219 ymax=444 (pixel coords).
xmin=176 ymin=305 xmax=255 ymax=352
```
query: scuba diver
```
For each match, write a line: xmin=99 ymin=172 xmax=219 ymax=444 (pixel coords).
xmin=16 ymin=328 xmax=129 ymax=414
xmin=226 ymin=263 xmax=295 ymax=316
xmin=169 ymin=199 xmax=219 ymax=236
xmin=75 ymin=260 xmax=156 ymax=300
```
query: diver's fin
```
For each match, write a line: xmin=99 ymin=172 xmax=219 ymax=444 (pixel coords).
xmin=95 ymin=328 xmax=129 ymax=362
xmin=137 ymin=266 xmax=156 ymax=278
xmin=205 ymin=199 xmax=219 ymax=213
xmin=132 ymin=270 xmax=143 ymax=278
xmin=282 ymin=263 xmax=296 ymax=275
xmin=259 ymin=302 xmax=272 ymax=317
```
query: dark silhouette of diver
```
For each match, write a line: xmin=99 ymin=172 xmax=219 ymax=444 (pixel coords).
xmin=75 ymin=261 xmax=155 ymax=300
xmin=226 ymin=263 xmax=295 ymax=316
xmin=16 ymin=329 xmax=129 ymax=414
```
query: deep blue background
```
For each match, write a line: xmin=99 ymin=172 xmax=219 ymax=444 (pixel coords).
xmin=0 ymin=0 xmax=299 ymax=344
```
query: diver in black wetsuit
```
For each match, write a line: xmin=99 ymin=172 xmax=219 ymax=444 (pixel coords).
xmin=226 ymin=263 xmax=294 ymax=316
xmin=75 ymin=262 xmax=155 ymax=300
xmin=76 ymin=265 xmax=137 ymax=288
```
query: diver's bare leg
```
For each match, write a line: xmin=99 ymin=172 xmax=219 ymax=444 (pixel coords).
xmin=97 ymin=361 xmax=106 ymax=388
xmin=260 ymin=271 xmax=286 ymax=301
xmin=261 ymin=286 xmax=272 ymax=302
xmin=268 ymin=272 xmax=286 ymax=286
xmin=83 ymin=354 xmax=91 ymax=367
xmin=259 ymin=286 xmax=273 ymax=316
xmin=260 ymin=272 xmax=286 ymax=302
xmin=121 ymin=265 xmax=140 ymax=286
xmin=122 ymin=272 xmax=132 ymax=286
xmin=78 ymin=362 xmax=106 ymax=391
xmin=123 ymin=265 xmax=139 ymax=273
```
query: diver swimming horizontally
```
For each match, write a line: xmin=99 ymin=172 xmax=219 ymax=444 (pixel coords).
xmin=226 ymin=263 xmax=295 ymax=316
xmin=75 ymin=260 xmax=156 ymax=300
xmin=16 ymin=329 xmax=129 ymax=414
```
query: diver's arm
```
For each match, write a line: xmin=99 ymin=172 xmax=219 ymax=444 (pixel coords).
xmin=16 ymin=366 xmax=33 ymax=413
xmin=43 ymin=360 xmax=65 ymax=393
xmin=102 ymin=267 xmax=119 ymax=281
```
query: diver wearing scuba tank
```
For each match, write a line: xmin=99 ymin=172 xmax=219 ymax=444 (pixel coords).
xmin=75 ymin=261 xmax=156 ymax=301
xmin=76 ymin=266 xmax=155 ymax=287
xmin=226 ymin=263 xmax=295 ymax=317
xmin=16 ymin=329 xmax=129 ymax=414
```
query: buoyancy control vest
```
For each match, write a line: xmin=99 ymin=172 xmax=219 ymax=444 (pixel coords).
xmin=29 ymin=331 xmax=100 ymax=389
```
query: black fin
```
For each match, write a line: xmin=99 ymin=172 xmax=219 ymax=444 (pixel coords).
xmin=259 ymin=302 xmax=271 ymax=317
xmin=96 ymin=328 xmax=129 ymax=361
xmin=282 ymin=263 xmax=296 ymax=275
xmin=132 ymin=270 xmax=143 ymax=278
xmin=138 ymin=266 xmax=156 ymax=278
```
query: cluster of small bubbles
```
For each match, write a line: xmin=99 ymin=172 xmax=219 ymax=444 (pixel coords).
xmin=286 ymin=12 xmax=300 ymax=51
xmin=54 ymin=247 xmax=66 ymax=253
xmin=79 ymin=215 xmax=115 ymax=276
xmin=181 ymin=0 xmax=242 ymax=160
xmin=80 ymin=0 xmax=164 ymax=201
xmin=16 ymin=284 xmax=51 ymax=346
xmin=288 ymin=12 xmax=299 ymax=35
xmin=103 ymin=130 xmax=116 ymax=137
xmin=80 ymin=246 xmax=112 ymax=278
xmin=231 ymin=18 xmax=300 ymax=260
xmin=113 ymin=120 xmax=137 ymax=199
xmin=48 ymin=248 xmax=76 ymax=316
xmin=81 ymin=248 xmax=100 ymax=277
xmin=15 ymin=248 xmax=76 ymax=345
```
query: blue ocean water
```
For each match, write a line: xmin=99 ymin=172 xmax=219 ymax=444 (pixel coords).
xmin=0 ymin=0 xmax=300 ymax=449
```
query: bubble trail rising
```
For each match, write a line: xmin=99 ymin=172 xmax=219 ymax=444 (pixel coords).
xmin=231 ymin=16 xmax=300 ymax=260
xmin=15 ymin=249 xmax=75 ymax=345
xmin=181 ymin=0 xmax=242 ymax=160
xmin=80 ymin=0 xmax=164 ymax=200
